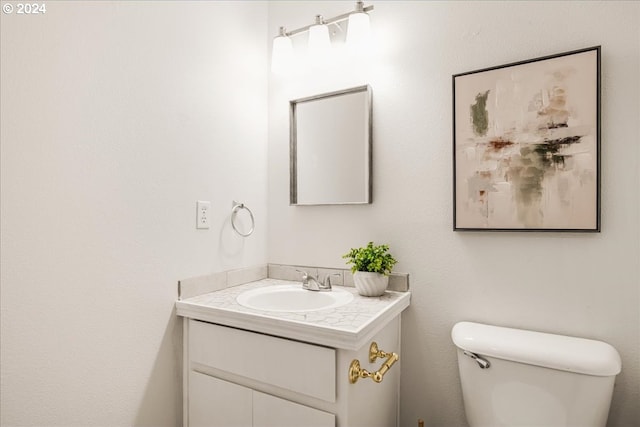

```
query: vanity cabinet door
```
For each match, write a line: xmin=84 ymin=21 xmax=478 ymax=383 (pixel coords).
xmin=189 ymin=371 xmax=252 ymax=427
xmin=189 ymin=371 xmax=334 ymax=427
xmin=253 ymin=391 xmax=335 ymax=427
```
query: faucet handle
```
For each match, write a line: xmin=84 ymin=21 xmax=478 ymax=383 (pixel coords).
xmin=296 ymin=268 xmax=309 ymax=282
xmin=295 ymin=269 xmax=314 ymax=284
xmin=323 ymin=273 xmax=341 ymax=288
xmin=297 ymin=269 xmax=321 ymax=291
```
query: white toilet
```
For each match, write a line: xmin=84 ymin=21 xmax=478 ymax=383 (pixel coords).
xmin=451 ymin=321 xmax=621 ymax=427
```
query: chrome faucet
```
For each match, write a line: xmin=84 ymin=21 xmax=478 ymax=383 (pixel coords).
xmin=296 ymin=270 xmax=340 ymax=291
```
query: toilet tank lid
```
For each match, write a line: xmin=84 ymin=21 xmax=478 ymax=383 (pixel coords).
xmin=451 ymin=322 xmax=621 ymax=376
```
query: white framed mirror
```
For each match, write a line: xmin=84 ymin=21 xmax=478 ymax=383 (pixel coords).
xmin=290 ymin=85 xmax=372 ymax=205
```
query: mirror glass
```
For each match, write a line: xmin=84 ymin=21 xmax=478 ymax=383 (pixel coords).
xmin=290 ymin=85 xmax=372 ymax=205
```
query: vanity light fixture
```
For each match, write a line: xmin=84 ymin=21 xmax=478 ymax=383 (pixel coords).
xmin=271 ymin=1 xmax=374 ymax=73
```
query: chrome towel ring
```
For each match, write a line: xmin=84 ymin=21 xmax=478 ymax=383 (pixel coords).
xmin=231 ymin=201 xmax=255 ymax=237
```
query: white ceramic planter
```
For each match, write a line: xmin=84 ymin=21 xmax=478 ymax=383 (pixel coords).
xmin=353 ymin=271 xmax=389 ymax=297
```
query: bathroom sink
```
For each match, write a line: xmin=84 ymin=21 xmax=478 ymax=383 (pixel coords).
xmin=236 ymin=285 xmax=354 ymax=313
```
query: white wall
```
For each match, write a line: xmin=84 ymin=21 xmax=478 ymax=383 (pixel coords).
xmin=268 ymin=2 xmax=640 ymax=426
xmin=0 ymin=2 xmax=268 ymax=425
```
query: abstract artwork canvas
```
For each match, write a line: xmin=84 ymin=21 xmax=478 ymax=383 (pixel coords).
xmin=453 ymin=47 xmax=600 ymax=231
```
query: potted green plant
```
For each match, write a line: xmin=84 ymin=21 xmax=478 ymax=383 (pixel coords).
xmin=342 ymin=242 xmax=398 ymax=296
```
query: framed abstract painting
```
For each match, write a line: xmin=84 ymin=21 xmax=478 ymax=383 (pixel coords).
xmin=453 ymin=46 xmax=600 ymax=232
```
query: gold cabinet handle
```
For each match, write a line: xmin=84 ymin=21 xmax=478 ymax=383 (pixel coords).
xmin=349 ymin=342 xmax=399 ymax=384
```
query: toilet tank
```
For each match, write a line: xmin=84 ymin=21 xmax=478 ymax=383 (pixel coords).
xmin=451 ymin=322 xmax=621 ymax=427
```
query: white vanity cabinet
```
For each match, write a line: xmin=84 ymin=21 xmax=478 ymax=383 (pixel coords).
xmin=183 ymin=316 xmax=402 ymax=427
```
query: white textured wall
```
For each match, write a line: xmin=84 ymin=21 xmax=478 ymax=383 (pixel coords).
xmin=268 ymin=2 xmax=640 ymax=426
xmin=0 ymin=2 xmax=268 ymax=425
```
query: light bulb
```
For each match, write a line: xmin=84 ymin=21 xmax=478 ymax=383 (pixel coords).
xmin=346 ymin=11 xmax=370 ymax=48
xmin=271 ymin=27 xmax=293 ymax=74
xmin=307 ymin=16 xmax=331 ymax=63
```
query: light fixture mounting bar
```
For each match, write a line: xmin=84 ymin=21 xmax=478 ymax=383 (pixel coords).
xmin=284 ymin=4 xmax=374 ymax=37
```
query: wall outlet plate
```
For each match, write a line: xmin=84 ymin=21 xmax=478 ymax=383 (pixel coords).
xmin=196 ymin=201 xmax=211 ymax=229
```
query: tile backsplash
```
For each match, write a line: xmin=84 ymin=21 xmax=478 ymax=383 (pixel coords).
xmin=178 ymin=264 xmax=268 ymax=300
xmin=179 ymin=263 xmax=409 ymax=299
xmin=269 ymin=264 xmax=409 ymax=292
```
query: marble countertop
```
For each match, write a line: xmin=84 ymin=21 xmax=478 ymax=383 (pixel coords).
xmin=176 ymin=278 xmax=411 ymax=350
